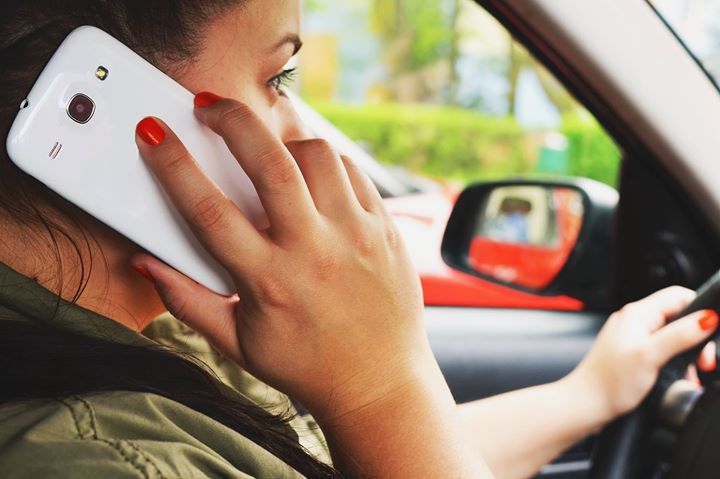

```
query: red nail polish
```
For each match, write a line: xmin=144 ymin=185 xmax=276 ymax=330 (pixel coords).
xmin=699 ymin=310 xmax=718 ymax=331
xmin=194 ymin=91 xmax=223 ymax=108
xmin=132 ymin=265 xmax=155 ymax=284
xmin=136 ymin=117 xmax=165 ymax=146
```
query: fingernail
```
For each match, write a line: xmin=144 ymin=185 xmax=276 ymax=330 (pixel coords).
xmin=194 ymin=92 xmax=223 ymax=108
xmin=136 ymin=117 xmax=165 ymax=146
xmin=699 ymin=310 xmax=718 ymax=331
xmin=132 ymin=265 xmax=155 ymax=284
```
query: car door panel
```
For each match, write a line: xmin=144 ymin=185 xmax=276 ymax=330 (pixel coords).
xmin=425 ymin=307 xmax=605 ymax=402
xmin=425 ymin=307 xmax=605 ymax=478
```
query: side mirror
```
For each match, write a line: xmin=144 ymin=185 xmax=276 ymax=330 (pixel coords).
xmin=441 ymin=179 xmax=618 ymax=309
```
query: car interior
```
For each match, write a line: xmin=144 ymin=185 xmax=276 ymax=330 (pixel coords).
xmin=3 ymin=0 xmax=720 ymax=477
xmin=415 ymin=1 xmax=720 ymax=477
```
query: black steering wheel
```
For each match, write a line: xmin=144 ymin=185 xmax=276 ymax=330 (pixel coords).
xmin=591 ymin=270 xmax=720 ymax=478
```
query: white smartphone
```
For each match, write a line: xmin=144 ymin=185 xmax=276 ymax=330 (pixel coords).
xmin=6 ymin=26 xmax=267 ymax=296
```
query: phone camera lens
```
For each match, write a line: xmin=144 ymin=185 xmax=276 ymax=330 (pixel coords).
xmin=67 ymin=93 xmax=95 ymax=124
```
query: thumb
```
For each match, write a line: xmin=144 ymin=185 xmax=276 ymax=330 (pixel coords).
xmin=651 ymin=309 xmax=718 ymax=366
xmin=131 ymin=253 xmax=244 ymax=366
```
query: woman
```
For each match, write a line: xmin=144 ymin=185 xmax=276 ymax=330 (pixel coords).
xmin=0 ymin=1 xmax=716 ymax=477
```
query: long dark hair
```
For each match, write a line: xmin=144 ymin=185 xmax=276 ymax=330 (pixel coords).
xmin=0 ymin=1 xmax=339 ymax=477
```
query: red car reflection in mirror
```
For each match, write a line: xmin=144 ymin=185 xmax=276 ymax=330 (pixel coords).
xmin=468 ymin=187 xmax=584 ymax=290
xmin=383 ymin=187 xmax=583 ymax=310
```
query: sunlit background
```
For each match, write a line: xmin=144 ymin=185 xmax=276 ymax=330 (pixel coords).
xmin=294 ymin=0 xmax=720 ymax=188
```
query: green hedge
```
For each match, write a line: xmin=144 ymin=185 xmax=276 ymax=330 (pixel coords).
xmin=311 ymin=102 xmax=621 ymax=187
xmin=560 ymin=114 xmax=621 ymax=187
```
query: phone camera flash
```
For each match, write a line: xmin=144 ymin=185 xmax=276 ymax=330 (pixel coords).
xmin=95 ymin=66 xmax=109 ymax=81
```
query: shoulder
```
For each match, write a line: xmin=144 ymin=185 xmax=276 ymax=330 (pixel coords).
xmin=0 ymin=392 xmax=302 ymax=479
xmin=144 ymin=313 xmax=290 ymax=410
xmin=143 ymin=313 xmax=332 ymax=463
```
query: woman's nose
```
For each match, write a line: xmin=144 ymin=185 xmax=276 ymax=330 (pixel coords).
xmin=275 ymin=95 xmax=314 ymax=143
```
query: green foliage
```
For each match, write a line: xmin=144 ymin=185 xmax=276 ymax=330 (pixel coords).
xmin=303 ymin=0 xmax=328 ymax=12
xmin=560 ymin=114 xmax=621 ymax=187
xmin=312 ymin=102 xmax=621 ymax=187
xmin=370 ymin=0 xmax=458 ymax=73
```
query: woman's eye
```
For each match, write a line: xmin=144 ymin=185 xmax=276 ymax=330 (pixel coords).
xmin=267 ymin=68 xmax=297 ymax=93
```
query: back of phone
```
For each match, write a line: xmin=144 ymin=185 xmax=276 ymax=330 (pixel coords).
xmin=6 ymin=26 xmax=266 ymax=296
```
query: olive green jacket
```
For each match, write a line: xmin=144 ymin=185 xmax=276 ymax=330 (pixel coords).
xmin=0 ymin=262 xmax=331 ymax=478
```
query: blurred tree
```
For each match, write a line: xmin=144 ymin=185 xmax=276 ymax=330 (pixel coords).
xmin=447 ymin=0 xmax=462 ymax=104
xmin=368 ymin=0 xmax=578 ymax=112
xmin=304 ymin=0 xmax=331 ymax=13
xmin=369 ymin=0 xmax=462 ymax=103
xmin=507 ymin=41 xmax=579 ymax=116
xmin=299 ymin=34 xmax=339 ymax=100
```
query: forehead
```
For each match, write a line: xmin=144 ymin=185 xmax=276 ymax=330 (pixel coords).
xmin=174 ymin=0 xmax=301 ymax=100
xmin=213 ymin=0 xmax=301 ymax=55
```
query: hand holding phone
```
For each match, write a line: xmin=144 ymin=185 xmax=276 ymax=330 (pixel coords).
xmin=130 ymin=95 xmax=434 ymax=428
xmin=6 ymin=26 xmax=266 ymax=295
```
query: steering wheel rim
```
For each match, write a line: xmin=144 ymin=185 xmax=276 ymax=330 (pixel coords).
xmin=590 ymin=407 xmax=651 ymax=478
xmin=590 ymin=270 xmax=720 ymax=478
xmin=590 ymin=354 xmax=706 ymax=478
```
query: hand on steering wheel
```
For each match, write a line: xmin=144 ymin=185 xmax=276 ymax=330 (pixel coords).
xmin=590 ymin=275 xmax=720 ymax=478
xmin=568 ymin=286 xmax=717 ymax=422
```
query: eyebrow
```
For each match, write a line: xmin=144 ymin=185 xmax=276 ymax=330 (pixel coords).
xmin=272 ymin=33 xmax=303 ymax=56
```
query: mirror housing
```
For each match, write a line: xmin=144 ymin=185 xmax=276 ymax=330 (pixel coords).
xmin=441 ymin=178 xmax=618 ymax=310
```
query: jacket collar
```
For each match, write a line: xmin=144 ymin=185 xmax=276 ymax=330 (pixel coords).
xmin=0 ymin=261 xmax=156 ymax=348
xmin=0 ymin=260 xmax=300 ymax=438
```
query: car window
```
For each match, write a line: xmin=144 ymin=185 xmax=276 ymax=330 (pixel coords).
xmin=297 ymin=0 xmax=621 ymax=309
xmin=300 ymin=0 xmax=620 ymax=189
xmin=648 ymin=0 xmax=720 ymax=92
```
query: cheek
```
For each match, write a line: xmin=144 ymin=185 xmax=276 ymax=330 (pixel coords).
xmin=239 ymin=95 xmax=277 ymax=134
xmin=178 ymin=72 xmax=279 ymax=136
xmin=181 ymin=78 xmax=299 ymax=142
xmin=218 ymin=86 xmax=282 ymax=139
xmin=215 ymin=83 xmax=281 ymax=136
xmin=274 ymin=97 xmax=313 ymax=143
xmin=233 ymin=92 xmax=296 ymax=142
